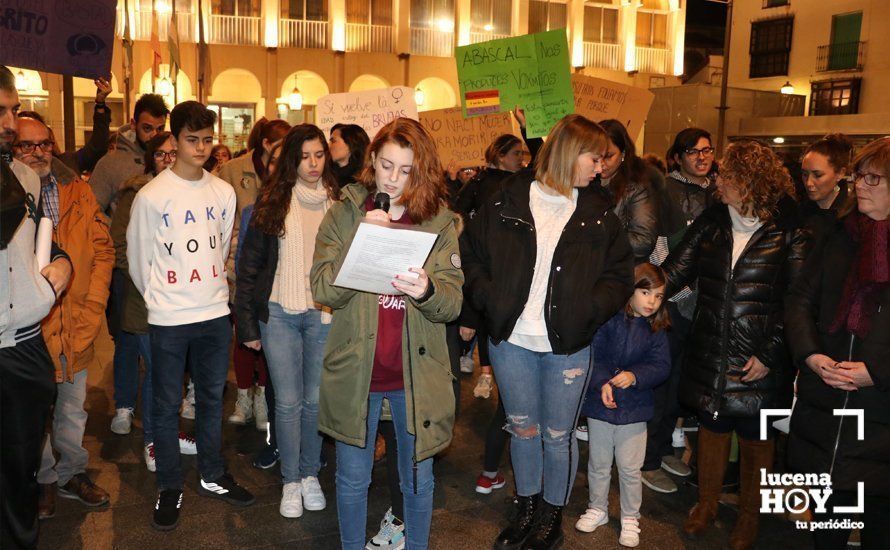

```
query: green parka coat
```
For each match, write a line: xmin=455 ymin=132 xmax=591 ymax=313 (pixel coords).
xmin=310 ymin=183 xmax=464 ymax=462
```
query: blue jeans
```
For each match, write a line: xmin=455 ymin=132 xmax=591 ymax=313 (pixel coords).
xmin=259 ymin=304 xmax=329 ymax=483
xmin=336 ymin=390 xmax=434 ymax=550
xmin=150 ymin=315 xmax=230 ymax=490
xmin=488 ymin=339 xmax=592 ymax=506
xmin=113 ymin=332 xmax=154 ymax=444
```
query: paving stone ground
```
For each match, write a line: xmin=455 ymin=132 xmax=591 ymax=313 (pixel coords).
xmin=36 ymin=324 xmax=814 ymax=549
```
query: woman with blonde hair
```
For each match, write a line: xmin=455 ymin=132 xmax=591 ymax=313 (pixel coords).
xmin=311 ymin=117 xmax=463 ymax=550
xmin=662 ymin=140 xmax=810 ymax=549
xmin=462 ymin=114 xmax=634 ymax=550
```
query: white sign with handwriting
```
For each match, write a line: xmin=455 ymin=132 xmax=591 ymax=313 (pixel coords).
xmin=317 ymin=87 xmax=419 ymax=139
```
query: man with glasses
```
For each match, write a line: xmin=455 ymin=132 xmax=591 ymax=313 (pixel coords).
xmin=640 ymin=127 xmax=718 ymax=496
xmin=12 ymin=114 xmax=115 ymax=519
xmin=0 ymin=65 xmax=73 ymax=548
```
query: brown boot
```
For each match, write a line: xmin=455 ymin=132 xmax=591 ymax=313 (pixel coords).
xmin=683 ymin=427 xmax=732 ymax=538
xmin=38 ymin=482 xmax=56 ymax=520
xmin=729 ymin=437 xmax=775 ymax=550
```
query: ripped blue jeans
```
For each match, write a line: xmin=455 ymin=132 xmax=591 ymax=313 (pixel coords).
xmin=488 ymin=339 xmax=592 ymax=506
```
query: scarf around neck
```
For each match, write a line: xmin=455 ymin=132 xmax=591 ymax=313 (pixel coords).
xmin=279 ymin=182 xmax=330 ymax=314
xmin=830 ymin=211 xmax=890 ymax=338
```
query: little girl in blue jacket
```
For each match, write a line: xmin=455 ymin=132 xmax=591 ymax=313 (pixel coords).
xmin=576 ymin=263 xmax=671 ymax=548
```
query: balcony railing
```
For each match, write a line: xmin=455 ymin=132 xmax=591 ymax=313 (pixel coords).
xmin=635 ymin=46 xmax=670 ymax=74
xmin=116 ymin=8 xmax=195 ymax=42
xmin=209 ymin=14 xmax=261 ymax=45
xmin=279 ymin=19 xmax=328 ymax=49
xmin=345 ymin=23 xmax=393 ymax=53
xmin=817 ymin=41 xmax=865 ymax=72
xmin=468 ymin=32 xmax=511 ymax=44
xmin=410 ymin=27 xmax=454 ymax=57
xmin=583 ymin=42 xmax=620 ymax=70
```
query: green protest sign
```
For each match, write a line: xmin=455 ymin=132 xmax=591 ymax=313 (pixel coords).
xmin=455 ymin=29 xmax=573 ymax=138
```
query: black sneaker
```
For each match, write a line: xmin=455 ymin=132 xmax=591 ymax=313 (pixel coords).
xmin=152 ymin=489 xmax=183 ymax=531
xmin=198 ymin=473 xmax=256 ymax=506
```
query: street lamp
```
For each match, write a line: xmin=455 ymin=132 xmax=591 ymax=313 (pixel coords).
xmin=288 ymin=75 xmax=303 ymax=111
xmin=156 ymin=76 xmax=174 ymax=98
xmin=414 ymin=87 xmax=425 ymax=106
xmin=780 ymin=81 xmax=794 ymax=94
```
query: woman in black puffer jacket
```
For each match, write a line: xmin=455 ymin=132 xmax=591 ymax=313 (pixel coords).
xmin=661 ymin=141 xmax=810 ymax=550
xmin=785 ymin=138 xmax=890 ymax=550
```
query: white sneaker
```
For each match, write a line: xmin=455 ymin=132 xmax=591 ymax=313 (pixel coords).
xmin=672 ymin=427 xmax=686 ymax=448
xmin=180 ymin=398 xmax=195 ymax=420
xmin=473 ymin=373 xmax=494 ymax=399
xmin=301 ymin=476 xmax=326 ymax=511
xmin=178 ymin=432 xmax=197 ymax=455
xmin=459 ymin=354 xmax=475 ymax=374
xmin=575 ymin=424 xmax=588 ymax=441
xmin=144 ymin=443 xmax=156 ymax=472
xmin=228 ymin=388 xmax=253 ymax=424
xmin=280 ymin=482 xmax=303 ymax=518
xmin=111 ymin=408 xmax=134 ymax=435
xmin=366 ymin=507 xmax=405 ymax=550
xmin=254 ymin=386 xmax=268 ymax=431
xmin=618 ymin=516 xmax=641 ymax=547
xmin=575 ymin=507 xmax=608 ymax=533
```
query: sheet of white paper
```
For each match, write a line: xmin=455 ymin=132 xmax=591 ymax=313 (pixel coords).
xmin=333 ymin=220 xmax=438 ymax=295
xmin=36 ymin=217 xmax=53 ymax=269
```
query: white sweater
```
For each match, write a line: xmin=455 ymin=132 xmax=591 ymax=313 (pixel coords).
xmin=127 ymin=168 xmax=236 ymax=326
xmin=508 ymin=181 xmax=578 ymax=352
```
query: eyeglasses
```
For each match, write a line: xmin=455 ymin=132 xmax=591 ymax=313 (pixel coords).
xmin=153 ymin=150 xmax=177 ymax=161
xmin=14 ymin=140 xmax=54 ymax=154
xmin=684 ymin=146 xmax=715 ymax=158
xmin=853 ymin=171 xmax=885 ymax=187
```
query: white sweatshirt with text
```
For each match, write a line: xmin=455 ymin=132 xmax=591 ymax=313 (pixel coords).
xmin=127 ymin=168 xmax=236 ymax=326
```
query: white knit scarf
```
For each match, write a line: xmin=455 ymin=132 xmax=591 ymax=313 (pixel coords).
xmin=279 ymin=182 xmax=330 ymax=321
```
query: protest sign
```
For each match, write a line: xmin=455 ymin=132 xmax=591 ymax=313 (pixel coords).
xmin=418 ymin=107 xmax=520 ymax=169
xmin=316 ymin=87 xmax=418 ymax=139
xmin=0 ymin=0 xmax=116 ymax=79
xmin=571 ymin=74 xmax=655 ymax=140
xmin=455 ymin=29 xmax=573 ymax=139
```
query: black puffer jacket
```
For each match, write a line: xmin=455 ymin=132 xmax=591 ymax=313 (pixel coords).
xmin=784 ymin=216 xmax=890 ymax=497
xmin=460 ymin=170 xmax=634 ymax=355
xmin=661 ymin=196 xmax=810 ymax=418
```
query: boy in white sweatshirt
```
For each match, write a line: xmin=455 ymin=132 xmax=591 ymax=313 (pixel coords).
xmin=127 ymin=101 xmax=253 ymax=531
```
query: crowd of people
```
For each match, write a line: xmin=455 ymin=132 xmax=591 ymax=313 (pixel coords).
xmin=1 ymin=62 xmax=888 ymax=550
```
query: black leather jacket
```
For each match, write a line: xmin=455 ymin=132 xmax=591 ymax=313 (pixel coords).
xmin=598 ymin=165 xmax=663 ymax=263
xmin=662 ymin=196 xmax=810 ymax=418
xmin=460 ymin=171 xmax=634 ymax=355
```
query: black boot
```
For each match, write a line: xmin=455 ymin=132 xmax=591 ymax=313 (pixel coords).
xmin=493 ymin=494 xmax=540 ymax=550
xmin=524 ymin=501 xmax=564 ymax=550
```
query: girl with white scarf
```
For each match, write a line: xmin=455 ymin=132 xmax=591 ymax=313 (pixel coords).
xmin=234 ymin=125 xmax=339 ymax=518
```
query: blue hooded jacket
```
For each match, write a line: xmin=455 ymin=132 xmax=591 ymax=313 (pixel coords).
xmin=581 ymin=311 xmax=671 ymax=425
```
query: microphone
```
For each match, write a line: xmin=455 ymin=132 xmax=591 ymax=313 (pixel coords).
xmin=374 ymin=192 xmax=390 ymax=213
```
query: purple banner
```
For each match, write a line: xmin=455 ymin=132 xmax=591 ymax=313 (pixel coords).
xmin=0 ymin=0 xmax=116 ymax=79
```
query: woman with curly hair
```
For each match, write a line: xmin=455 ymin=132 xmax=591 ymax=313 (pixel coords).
xmin=235 ymin=124 xmax=340 ymax=518
xmin=661 ymin=140 xmax=811 ymax=549
xmin=311 ymin=118 xmax=463 ymax=549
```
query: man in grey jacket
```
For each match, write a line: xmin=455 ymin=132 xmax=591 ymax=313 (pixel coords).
xmin=88 ymin=93 xmax=168 ymax=213
xmin=0 ymin=65 xmax=73 ymax=549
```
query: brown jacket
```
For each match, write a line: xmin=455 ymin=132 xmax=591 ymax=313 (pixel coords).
xmin=41 ymin=159 xmax=115 ymax=382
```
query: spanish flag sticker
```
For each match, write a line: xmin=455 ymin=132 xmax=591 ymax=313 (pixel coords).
xmin=466 ymin=90 xmax=500 ymax=116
